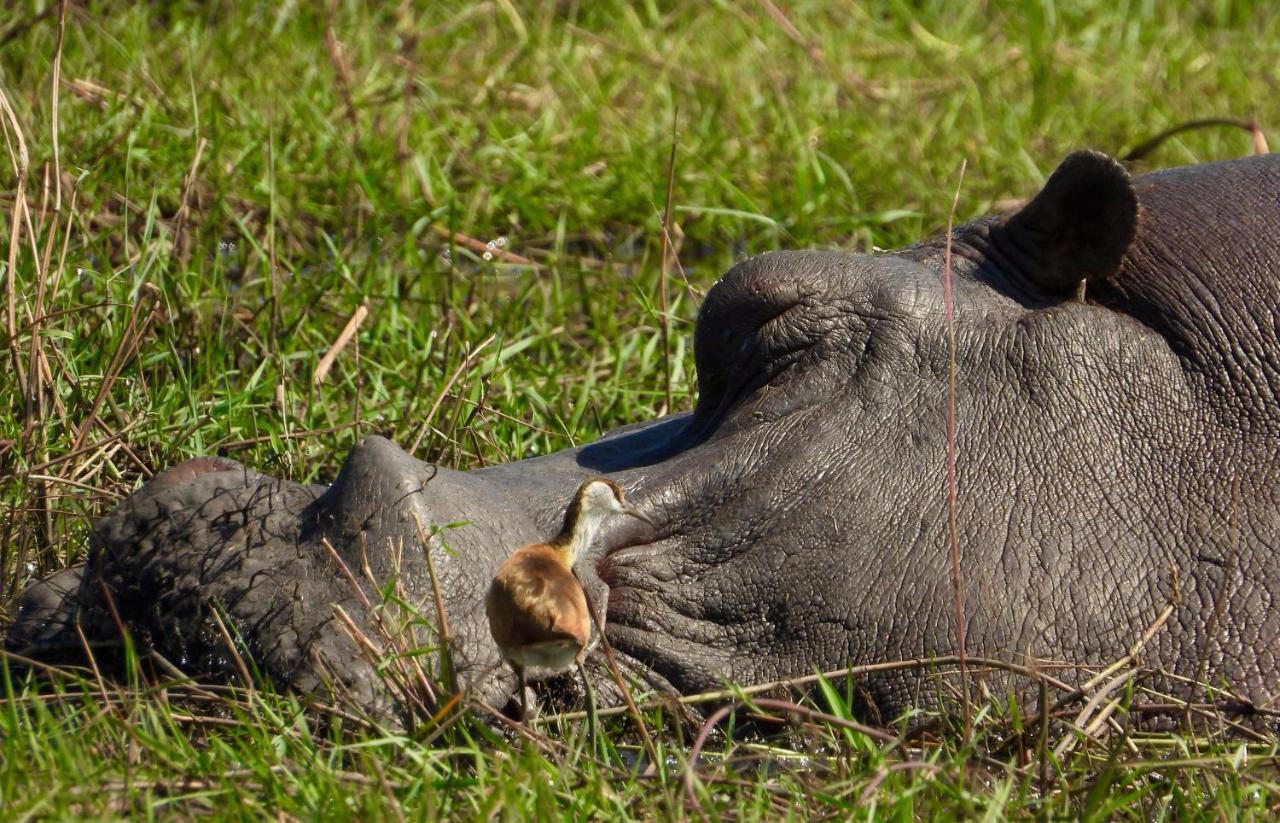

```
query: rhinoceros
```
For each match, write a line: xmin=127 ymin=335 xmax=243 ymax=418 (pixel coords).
xmin=8 ymin=150 xmax=1280 ymax=725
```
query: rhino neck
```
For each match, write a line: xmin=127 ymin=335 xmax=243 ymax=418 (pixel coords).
xmin=1096 ymin=157 xmax=1280 ymax=438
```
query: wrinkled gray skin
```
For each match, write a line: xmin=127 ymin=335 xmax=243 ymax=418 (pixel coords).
xmin=9 ymin=151 xmax=1280 ymax=725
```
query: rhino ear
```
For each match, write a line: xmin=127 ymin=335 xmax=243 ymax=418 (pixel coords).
xmin=1000 ymin=150 xmax=1138 ymax=295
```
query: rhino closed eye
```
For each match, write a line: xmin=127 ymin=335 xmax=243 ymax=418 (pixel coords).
xmin=689 ymin=255 xmax=900 ymax=433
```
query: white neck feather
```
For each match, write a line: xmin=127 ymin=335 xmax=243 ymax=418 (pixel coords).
xmin=564 ymin=506 xmax=611 ymax=565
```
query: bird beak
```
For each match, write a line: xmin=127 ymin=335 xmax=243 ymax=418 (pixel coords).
xmin=624 ymin=506 xmax=655 ymax=527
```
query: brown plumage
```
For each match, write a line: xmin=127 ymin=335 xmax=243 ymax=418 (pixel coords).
xmin=485 ymin=477 xmax=650 ymax=722
xmin=486 ymin=544 xmax=590 ymax=675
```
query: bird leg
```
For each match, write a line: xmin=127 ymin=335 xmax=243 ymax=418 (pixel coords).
xmin=516 ymin=665 xmax=527 ymax=723
xmin=574 ymin=568 xmax=600 ymax=754
xmin=579 ymin=657 xmax=598 ymax=756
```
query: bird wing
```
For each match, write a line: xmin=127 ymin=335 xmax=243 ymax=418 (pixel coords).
xmin=486 ymin=546 xmax=591 ymax=650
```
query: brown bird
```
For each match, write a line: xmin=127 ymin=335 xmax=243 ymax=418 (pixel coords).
xmin=486 ymin=477 xmax=651 ymax=723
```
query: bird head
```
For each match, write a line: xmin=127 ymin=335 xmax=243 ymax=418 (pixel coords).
xmin=556 ymin=477 xmax=652 ymax=563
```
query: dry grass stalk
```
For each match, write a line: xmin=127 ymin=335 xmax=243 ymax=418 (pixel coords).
xmin=754 ymin=0 xmax=881 ymax=101
xmin=584 ymin=590 xmax=661 ymax=771
xmin=408 ymin=333 xmax=495 ymax=454
xmin=658 ymin=108 xmax=678 ymax=415
xmin=1037 ymin=674 xmax=1050 ymax=796
xmin=50 ymin=1 xmax=66 ymax=213
xmin=394 ymin=0 xmax=418 ymax=164
xmin=313 ymin=301 xmax=369 ymax=385
xmin=65 ymin=283 xmax=161 ymax=455
xmin=326 ymin=527 xmax=460 ymax=719
xmin=1191 ymin=479 xmax=1238 ymax=737
xmin=379 ymin=543 xmax=441 ymax=710
xmin=172 ymin=136 xmax=208 ymax=265
xmin=941 ymin=158 xmax=971 ymax=741
xmin=411 ymin=511 xmax=455 ymax=692
xmin=683 ymin=697 xmax=904 ymax=811
xmin=217 ymin=421 xmax=364 ymax=451
xmin=428 ymin=224 xmax=537 ymax=267
xmin=74 ymin=621 xmax=109 ymax=709
xmin=321 ymin=537 xmax=372 ymax=609
xmin=330 ymin=603 xmax=430 ymax=717
xmin=324 ymin=1 xmax=360 ymax=135
xmin=1078 ymin=603 xmax=1176 ymax=696
xmin=208 ymin=603 xmax=255 ymax=689
xmin=1049 ymin=602 xmax=1177 ymax=760
xmin=428 ymin=222 xmax=616 ymax=271
xmin=543 ymin=653 xmax=1081 ymax=724
xmin=685 ymin=703 xmax=732 ymax=807
xmin=0 ymin=82 xmax=30 ymax=409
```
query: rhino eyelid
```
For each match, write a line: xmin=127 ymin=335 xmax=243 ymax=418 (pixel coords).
xmin=752 ymin=298 xmax=807 ymax=334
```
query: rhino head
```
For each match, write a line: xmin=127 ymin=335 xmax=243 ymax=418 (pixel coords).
xmin=10 ymin=151 xmax=1280 ymax=723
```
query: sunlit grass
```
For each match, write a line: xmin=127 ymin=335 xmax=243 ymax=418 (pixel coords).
xmin=2 ymin=0 xmax=1279 ymax=816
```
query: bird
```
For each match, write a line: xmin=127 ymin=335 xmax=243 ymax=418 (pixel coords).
xmin=485 ymin=477 xmax=652 ymax=725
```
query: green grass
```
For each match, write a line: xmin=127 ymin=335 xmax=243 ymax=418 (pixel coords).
xmin=2 ymin=0 xmax=1280 ymax=817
